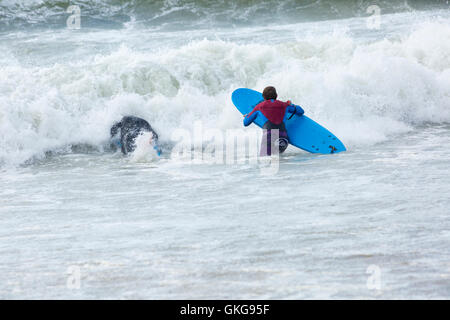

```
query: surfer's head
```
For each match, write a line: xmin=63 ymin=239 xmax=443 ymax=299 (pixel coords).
xmin=262 ymin=86 xmax=277 ymax=100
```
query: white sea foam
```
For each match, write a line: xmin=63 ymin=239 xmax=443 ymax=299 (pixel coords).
xmin=0 ymin=19 xmax=449 ymax=166
xmin=130 ymin=131 xmax=159 ymax=162
xmin=1 ymin=3 xmax=450 ymax=300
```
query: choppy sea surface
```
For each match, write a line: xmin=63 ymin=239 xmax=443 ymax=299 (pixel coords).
xmin=0 ymin=0 xmax=449 ymax=299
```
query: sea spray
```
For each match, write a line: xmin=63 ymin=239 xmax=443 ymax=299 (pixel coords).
xmin=0 ymin=15 xmax=449 ymax=166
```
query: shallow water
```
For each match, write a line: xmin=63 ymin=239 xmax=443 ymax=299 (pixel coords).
xmin=1 ymin=1 xmax=449 ymax=299
xmin=1 ymin=125 xmax=449 ymax=299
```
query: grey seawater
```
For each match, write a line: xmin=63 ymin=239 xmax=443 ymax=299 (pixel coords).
xmin=1 ymin=2 xmax=450 ymax=299
xmin=1 ymin=125 xmax=449 ymax=299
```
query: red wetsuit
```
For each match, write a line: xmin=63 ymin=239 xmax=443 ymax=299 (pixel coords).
xmin=245 ymin=99 xmax=291 ymax=156
xmin=247 ymin=99 xmax=292 ymax=128
xmin=244 ymin=99 xmax=305 ymax=156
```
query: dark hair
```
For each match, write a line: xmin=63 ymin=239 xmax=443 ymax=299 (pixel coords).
xmin=262 ymin=86 xmax=277 ymax=100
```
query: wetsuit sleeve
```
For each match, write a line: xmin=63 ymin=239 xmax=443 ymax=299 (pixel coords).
xmin=243 ymin=105 xmax=260 ymax=127
xmin=287 ymin=104 xmax=305 ymax=116
xmin=110 ymin=121 xmax=122 ymax=137
xmin=243 ymin=111 xmax=258 ymax=126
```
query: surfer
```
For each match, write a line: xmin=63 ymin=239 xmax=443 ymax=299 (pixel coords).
xmin=243 ymin=86 xmax=304 ymax=156
xmin=110 ymin=116 xmax=161 ymax=155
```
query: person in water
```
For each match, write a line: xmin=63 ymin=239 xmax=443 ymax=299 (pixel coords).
xmin=110 ymin=116 xmax=161 ymax=155
xmin=243 ymin=86 xmax=304 ymax=156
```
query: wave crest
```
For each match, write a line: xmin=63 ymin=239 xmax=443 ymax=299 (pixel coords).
xmin=1 ymin=21 xmax=450 ymax=166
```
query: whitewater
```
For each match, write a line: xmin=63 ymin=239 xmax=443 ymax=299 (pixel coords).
xmin=0 ymin=0 xmax=449 ymax=299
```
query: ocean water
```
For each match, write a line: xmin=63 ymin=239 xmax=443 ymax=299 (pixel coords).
xmin=0 ymin=0 xmax=449 ymax=299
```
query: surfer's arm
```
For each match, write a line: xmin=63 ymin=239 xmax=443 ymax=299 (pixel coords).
xmin=243 ymin=111 xmax=258 ymax=126
xmin=287 ymin=104 xmax=304 ymax=116
xmin=243 ymin=105 xmax=260 ymax=126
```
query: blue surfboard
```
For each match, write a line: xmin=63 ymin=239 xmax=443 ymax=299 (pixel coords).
xmin=232 ymin=88 xmax=346 ymax=154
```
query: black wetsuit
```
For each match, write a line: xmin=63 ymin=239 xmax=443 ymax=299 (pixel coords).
xmin=110 ymin=116 xmax=159 ymax=154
